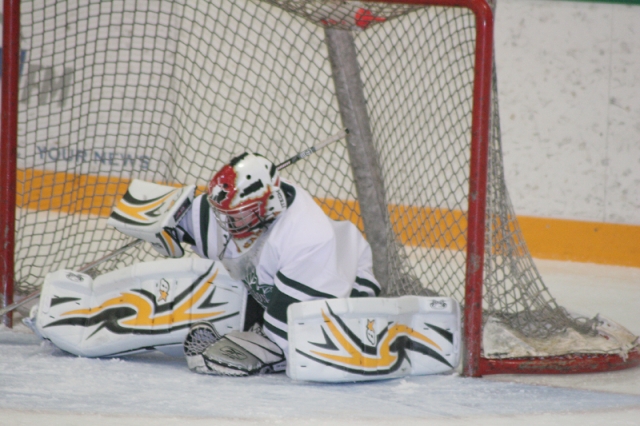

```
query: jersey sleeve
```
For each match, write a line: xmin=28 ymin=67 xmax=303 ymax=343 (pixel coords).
xmin=176 ymin=194 xmax=221 ymax=260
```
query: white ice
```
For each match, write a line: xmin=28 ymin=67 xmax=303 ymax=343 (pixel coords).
xmin=1 ymin=259 xmax=639 ymax=426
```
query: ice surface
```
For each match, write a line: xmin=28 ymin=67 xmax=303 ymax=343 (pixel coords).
xmin=1 ymin=325 xmax=639 ymax=424
xmin=1 ymin=260 xmax=639 ymax=425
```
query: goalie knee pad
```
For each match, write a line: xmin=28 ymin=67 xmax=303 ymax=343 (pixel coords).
xmin=193 ymin=325 xmax=286 ymax=377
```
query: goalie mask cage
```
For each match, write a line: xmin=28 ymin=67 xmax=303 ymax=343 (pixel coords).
xmin=1 ymin=0 xmax=638 ymax=377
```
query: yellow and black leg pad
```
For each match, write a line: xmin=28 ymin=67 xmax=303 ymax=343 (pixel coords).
xmin=287 ymin=296 xmax=460 ymax=382
xmin=31 ymin=258 xmax=247 ymax=357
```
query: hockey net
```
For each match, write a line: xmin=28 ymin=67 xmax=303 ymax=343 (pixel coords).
xmin=3 ymin=0 xmax=638 ymax=375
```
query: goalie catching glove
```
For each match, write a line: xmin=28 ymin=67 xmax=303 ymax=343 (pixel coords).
xmin=184 ymin=323 xmax=286 ymax=376
xmin=107 ymin=179 xmax=195 ymax=258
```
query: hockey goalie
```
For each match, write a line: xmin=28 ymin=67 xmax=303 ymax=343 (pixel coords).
xmin=28 ymin=152 xmax=461 ymax=382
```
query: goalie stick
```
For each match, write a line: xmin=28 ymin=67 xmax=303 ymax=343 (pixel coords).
xmin=275 ymin=129 xmax=348 ymax=170
xmin=1 ymin=129 xmax=348 ymax=319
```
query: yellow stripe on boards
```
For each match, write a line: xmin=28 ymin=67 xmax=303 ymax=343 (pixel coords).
xmin=15 ymin=169 xmax=640 ymax=267
xmin=17 ymin=169 xmax=131 ymax=216
xmin=517 ymin=216 xmax=640 ymax=268
xmin=312 ymin=200 xmax=640 ymax=268
xmin=315 ymin=198 xmax=468 ymax=251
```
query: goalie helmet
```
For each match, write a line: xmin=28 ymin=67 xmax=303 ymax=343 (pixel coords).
xmin=207 ymin=153 xmax=287 ymax=239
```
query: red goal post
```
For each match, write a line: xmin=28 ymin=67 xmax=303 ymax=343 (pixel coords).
xmin=1 ymin=0 xmax=638 ymax=377
xmin=1 ymin=0 xmax=21 ymax=330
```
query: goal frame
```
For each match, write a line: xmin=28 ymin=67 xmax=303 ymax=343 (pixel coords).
xmin=1 ymin=0 xmax=638 ymax=377
xmin=1 ymin=0 xmax=21 ymax=330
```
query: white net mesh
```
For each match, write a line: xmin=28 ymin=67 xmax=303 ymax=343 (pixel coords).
xmin=11 ymin=0 xmax=637 ymax=359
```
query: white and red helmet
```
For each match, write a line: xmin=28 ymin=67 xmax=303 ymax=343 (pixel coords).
xmin=207 ymin=153 xmax=287 ymax=239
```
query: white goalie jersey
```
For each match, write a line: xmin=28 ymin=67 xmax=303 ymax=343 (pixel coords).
xmin=176 ymin=179 xmax=381 ymax=354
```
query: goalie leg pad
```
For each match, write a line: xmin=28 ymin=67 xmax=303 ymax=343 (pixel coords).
xmin=32 ymin=258 xmax=247 ymax=357
xmin=287 ymin=296 xmax=461 ymax=382
xmin=196 ymin=325 xmax=286 ymax=376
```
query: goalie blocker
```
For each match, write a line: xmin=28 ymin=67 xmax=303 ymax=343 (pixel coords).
xmin=107 ymin=179 xmax=195 ymax=258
